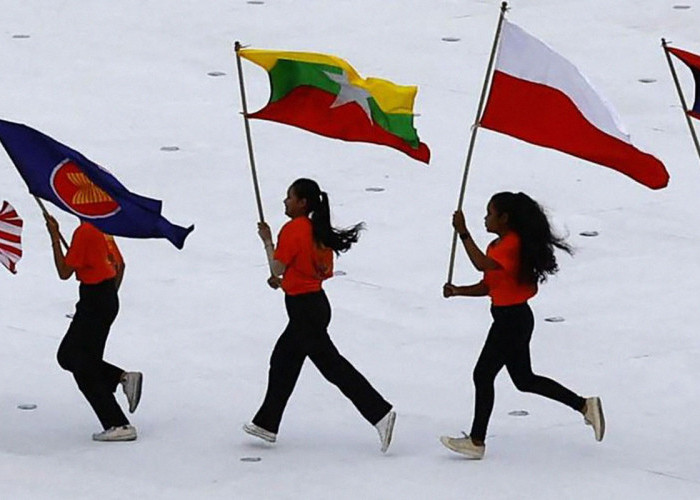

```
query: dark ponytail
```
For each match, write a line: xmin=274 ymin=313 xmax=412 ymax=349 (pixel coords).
xmin=490 ymin=192 xmax=572 ymax=284
xmin=290 ymin=178 xmax=364 ymax=254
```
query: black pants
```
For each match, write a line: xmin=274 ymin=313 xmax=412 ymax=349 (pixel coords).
xmin=470 ymin=303 xmax=585 ymax=441
xmin=57 ymin=279 xmax=128 ymax=430
xmin=253 ymin=290 xmax=392 ymax=433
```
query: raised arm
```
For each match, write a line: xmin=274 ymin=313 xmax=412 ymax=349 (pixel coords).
xmin=44 ymin=214 xmax=74 ymax=280
xmin=452 ymin=211 xmax=500 ymax=272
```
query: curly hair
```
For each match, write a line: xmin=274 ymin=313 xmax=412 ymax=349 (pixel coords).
xmin=489 ymin=192 xmax=572 ymax=284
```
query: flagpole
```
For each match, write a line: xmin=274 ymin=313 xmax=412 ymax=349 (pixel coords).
xmin=234 ymin=41 xmax=266 ymax=224
xmin=446 ymin=1 xmax=508 ymax=284
xmin=662 ymin=38 xmax=700 ymax=165
xmin=32 ymin=196 xmax=69 ymax=250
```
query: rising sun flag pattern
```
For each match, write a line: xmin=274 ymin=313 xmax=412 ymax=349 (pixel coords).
xmin=667 ymin=46 xmax=700 ymax=120
xmin=239 ymin=48 xmax=430 ymax=163
xmin=0 ymin=119 xmax=194 ymax=249
xmin=0 ymin=200 xmax=22 ymax=274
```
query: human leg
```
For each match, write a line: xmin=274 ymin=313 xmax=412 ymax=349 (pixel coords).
xmin=251 ymin=324 xmax=307 ymax=434
xmin=58 ymin=281 xmax=130 ymax=430
xmin=468 ymin=320 xmax=508 ymax=443
xmin=300 ymin=292 xmax=392 ymax=425
xmin=501 ymin=304 xmax=586 ymax=411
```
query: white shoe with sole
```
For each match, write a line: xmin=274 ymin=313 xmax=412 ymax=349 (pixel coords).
xmin=440 ymin=433 xmax=485 ymax=459
xmin=583 ymin=396 xmax=605 ymax=442
xmin=92 ymin=425 xmax=137 ymax=442
xmin=121 ymin=372 xmax=143 ymax=414
xmin=375 ymin=410 xmax=396 ymax=453
xmin=243 ymin=422 xmax=277 ymax=443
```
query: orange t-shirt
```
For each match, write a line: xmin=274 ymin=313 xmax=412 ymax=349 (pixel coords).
xmin=65 ymin=222 xmax=124 ymax=285
xmin=483 ymin=231 xmax=537 ymax=306
xmin=274 ymin=216 xmax=333 ymax=296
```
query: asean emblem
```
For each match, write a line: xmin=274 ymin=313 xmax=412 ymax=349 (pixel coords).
xmin=50 ymin=159 xmax=120 ymax=218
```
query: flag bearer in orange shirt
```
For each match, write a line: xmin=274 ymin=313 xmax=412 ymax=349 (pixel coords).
xmin=440 ymin=192 xmax=604 ymax=459
xmin=243 ymin=178 xmax=396 ymax=453
xmin=44 ymin=215 xmax=142 ymax=442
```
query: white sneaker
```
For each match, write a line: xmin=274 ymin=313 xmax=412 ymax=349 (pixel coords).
xmin=440 ymin=433 xmax=485 ymax=459
xmin=583 ymin=396 xmax=605 ymax=442
xmin=92 ymin=425 xmax=137 ymax=442
xmin=121 ymin=372 xmax=143 ymax=414
xmin=375 ymin=410 xmax=396 ymax=453
xmin=243 ymin=422 xmax=277 ymax=443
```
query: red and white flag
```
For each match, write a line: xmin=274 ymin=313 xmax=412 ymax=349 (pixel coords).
xmin=480 ymin=21 xmax=669 ymax=190
xmin=0 ymin=200 xmax=23 ymax=274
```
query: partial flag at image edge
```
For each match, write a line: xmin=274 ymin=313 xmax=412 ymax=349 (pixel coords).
xmin=0 ymin=119 xmax=193 ymax=249
xmin=0 ymin=200 xmax=23 ymax=274
xmin=667 ymin=46 xmax=700 ymax=120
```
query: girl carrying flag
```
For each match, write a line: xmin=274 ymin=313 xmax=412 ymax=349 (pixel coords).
xmin=244 ymin=178 xmax=396 ymax=453
xmin=45 ymin=215 xmax=142 ymax=441
xmin=440 ymin=192 xmax=604 ymax=459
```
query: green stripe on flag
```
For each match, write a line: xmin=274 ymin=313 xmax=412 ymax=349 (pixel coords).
xmin=267 ymin=58 xmax=420 ymax=148
xmin=269 ymin=59 xmax=342 ymax=102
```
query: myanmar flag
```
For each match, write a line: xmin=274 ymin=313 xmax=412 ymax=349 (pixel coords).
xmin=239 ymin=49 xmax=430 ymax=164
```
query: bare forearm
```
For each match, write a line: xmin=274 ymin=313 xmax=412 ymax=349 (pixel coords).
xmin=460 ymin=234 xmax=499 ymax=272
xmin=264 ymin=241 xmax=285 ymax=277
xmin=50 ymin=240 xmax=73 ymax=280
xmin=454 ymin=281 xmax=489 ymax=297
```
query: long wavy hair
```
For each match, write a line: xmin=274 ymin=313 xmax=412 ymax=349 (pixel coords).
xmin=490 ymin=192 xmax=572 ymax=284
xmin=290 ymin=178 xmax=364 ymax=254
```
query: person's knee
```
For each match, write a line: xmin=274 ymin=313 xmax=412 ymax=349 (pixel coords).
xmin=511 ymin=373 xmax=536 ymax=392
xmin=472 ymin=364 xmax=494 ymax=387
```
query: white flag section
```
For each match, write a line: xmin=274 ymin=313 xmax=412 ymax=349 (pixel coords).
xmin=0 ymin=200 xmax=23 ymax=274
xmin=480 ymin=20 xmax=669 ymax=190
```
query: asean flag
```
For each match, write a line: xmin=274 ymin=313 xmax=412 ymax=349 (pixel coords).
xmin=480 ymin=21 xmax=669 ymax=190
xmin=0 ymin=119 xmax=193 ymax=249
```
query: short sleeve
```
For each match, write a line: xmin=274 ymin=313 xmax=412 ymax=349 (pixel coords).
xmin=274 ymin=222 xmax=300 ymax=266
xmin=488 ymin=234 xmax=520 ymax=273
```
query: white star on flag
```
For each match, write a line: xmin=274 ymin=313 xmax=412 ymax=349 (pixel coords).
xmin=324 ymin=70 xmax=374 ymax=123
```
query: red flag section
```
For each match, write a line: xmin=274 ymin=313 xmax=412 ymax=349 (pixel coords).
xmin=481 ymin=21 xmax=669 ymax=190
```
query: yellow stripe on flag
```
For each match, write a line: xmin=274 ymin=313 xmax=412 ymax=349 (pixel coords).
xmin=239 ymin=48 xmax=417 ymax=115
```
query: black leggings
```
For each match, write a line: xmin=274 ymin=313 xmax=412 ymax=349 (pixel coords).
xmin=470 ymin=303 xmax=585 ymax=441
xmin=253 ymin=290 xmax=392 ymax=433
xmin=57 ymin=279 xmax=128 ymax=430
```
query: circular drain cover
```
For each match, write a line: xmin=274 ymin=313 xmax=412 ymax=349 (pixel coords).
xmin=18 ymin=404 xmax=37 ymax=410
xmin=508 ymin=410 xmax=529 ymax=417
xmin=544 ymin=316 xmax=565 ymax=323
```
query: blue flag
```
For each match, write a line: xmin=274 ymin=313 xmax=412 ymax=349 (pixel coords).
xmin=0 ymin=119 xmax=193 ymax=249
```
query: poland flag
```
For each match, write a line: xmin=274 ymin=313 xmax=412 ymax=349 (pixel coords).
xmin=480 ymin=20 xmax=669 ymax=190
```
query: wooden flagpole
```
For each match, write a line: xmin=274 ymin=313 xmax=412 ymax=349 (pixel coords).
xmin=661 ymin=38 xmax=700 ymax=165
xmin=446 ymin=1 xmax=509 ymax=283
xmin=234 ymin=41 xmax=266 ymax=224
xmin=33 ymin=196 xmax=69 ymax=250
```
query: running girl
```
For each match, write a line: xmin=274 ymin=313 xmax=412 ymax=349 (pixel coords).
xmin=244 ymin=178 xmax=396 ymax=453
xmin=45 ymin=215 xmax=142 ymax=442
xmin=440 ymin=192 xmax=604 ymax=459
